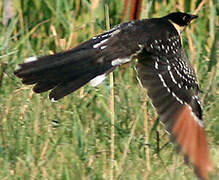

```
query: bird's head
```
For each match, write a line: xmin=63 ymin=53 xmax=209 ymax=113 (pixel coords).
xmin=164 ymin=12 xmax=198 ymax=34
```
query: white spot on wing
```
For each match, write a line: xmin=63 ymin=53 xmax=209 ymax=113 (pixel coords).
xmin=158 ymin=73 xmax=184 ymax=104
xmin=100 ymin=39 xmax=108 ymax=44
xmin=93 ymin=43 xmax=101 ymax=48
xmin=111 ymin=58 xmax=130 ymax=66
xmin=169 ymin=71 xmax=177 ymax=84
xmin=158 ymin=74 xmax=167 ymax=88
xmin=157 ymin=45 xmax=161 ymax=51
xmin=25 ymin=56 xmax=37 ymax=63
xmin=89 ymin=74 xmax=106 ymax=87
xmin=172 ymin=92 xmax=183 ymax=104
xmin=93 ymin=39 xmax=109 ymax=49
xmin=155 ymin=61 xmax=158 ymax=69
xmin=100 ymin=46 xmax=107 ymax=49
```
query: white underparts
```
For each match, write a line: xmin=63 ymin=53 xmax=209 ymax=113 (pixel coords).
xmin=89 ymin=74 xmax=106 ymax=87
xmin=25 ymin=56 xmax=37 ymax=63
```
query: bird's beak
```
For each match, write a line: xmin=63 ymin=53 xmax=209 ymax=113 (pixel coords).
xmin=186 ymin=14 xmax=198 ymax=26
xmin=190 ymin=15 xmax=198 ymax=21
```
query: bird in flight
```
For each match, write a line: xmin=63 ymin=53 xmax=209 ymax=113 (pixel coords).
xmin=14 ymin=12 xmax=213 ymax=180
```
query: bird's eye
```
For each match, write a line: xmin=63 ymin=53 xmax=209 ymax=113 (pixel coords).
xmin=182 ymin=16 xmax=187 ymax=21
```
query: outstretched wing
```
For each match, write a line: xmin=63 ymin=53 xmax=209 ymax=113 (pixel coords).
xmin=136 ymin=34 xmax=213 ymax=179
xmin=14 ymin=16 xmax=212 ymax=179
xmin=14 ymin=19 xmax=153 ymax=101
xmin=93 ymin=18 xmax=213 ymax=179
xmin=15 ymin=18 xmax=179 ymax=101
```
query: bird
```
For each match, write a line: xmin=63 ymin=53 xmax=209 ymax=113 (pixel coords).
xmin=14 ymin=12 xmax=213 ymax=180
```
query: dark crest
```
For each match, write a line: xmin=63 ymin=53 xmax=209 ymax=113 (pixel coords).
xmin=164 ymin=12 xmax=198 ymax=26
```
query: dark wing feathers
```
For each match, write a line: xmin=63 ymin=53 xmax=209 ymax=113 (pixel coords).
xmin=14 ymin=20 xmax=154 ymax=100
xmin=136 ymin=35 xmax=212 ymax=179
xmin=14 ymin=17 xmax=212 ymax=179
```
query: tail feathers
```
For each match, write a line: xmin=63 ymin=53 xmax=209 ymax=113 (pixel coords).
xmin=14 ymin=48 xmax=113 ymax=100
xmin=14 ymin=49 xmax=98 ymax=80
xmin=173 ymin=105 xmax=213 ymax=180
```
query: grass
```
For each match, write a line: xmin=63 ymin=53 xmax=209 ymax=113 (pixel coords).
xmin=0 ymin=0 xmax=218 ymax=179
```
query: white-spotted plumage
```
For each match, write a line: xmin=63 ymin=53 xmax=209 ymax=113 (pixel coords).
xmin=169 ymin=70 xmax=177 ymax=84
xmin=158 ymin=74 xmax=167 ymax=88
xmin=100 ymin=46 xmax=107 ymax=50
xmin=157 ymin=45 xmax=161 ymax=51
xmin=155 ymin=61 xmax=159 ymax=69
xmin=93 ymin=39 xmax=109 ymax=49
xmin=158 ymin=73 xmax=184 ymax=104
xmin=193 ymin=95 xmax=201 ymax=105
xmin=178 ymin=83 xmax=182 ymax=88
xmin=111 ymin=58 xmax=130 ymax=66
xmin=15 ymin=14 xmax=211 ymax=180
xmin=172 ymin=92 xmax=184 ymax=104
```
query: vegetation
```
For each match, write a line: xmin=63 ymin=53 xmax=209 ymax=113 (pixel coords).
xmin=0 ymin=0 xmax=218 ymax=179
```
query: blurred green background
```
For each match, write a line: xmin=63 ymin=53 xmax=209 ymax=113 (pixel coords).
xmin=0 ymin=0 xmax=218 ymax=179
